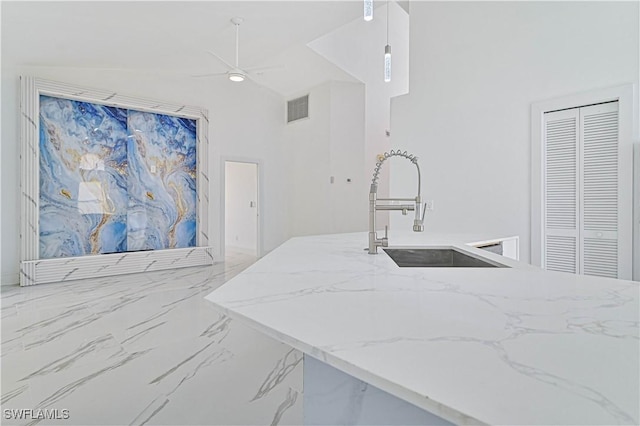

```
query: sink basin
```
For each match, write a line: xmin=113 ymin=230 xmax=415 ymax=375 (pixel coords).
xmin=383 ymin=248 xmax=508 ymax=268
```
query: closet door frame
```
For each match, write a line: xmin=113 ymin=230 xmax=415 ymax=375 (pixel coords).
xmin=531 ymin=84 xmax=637 ymax=280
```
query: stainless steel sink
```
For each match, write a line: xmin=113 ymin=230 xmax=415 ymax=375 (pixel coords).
xmin=383 ymin=248 xmax=508 ymax=268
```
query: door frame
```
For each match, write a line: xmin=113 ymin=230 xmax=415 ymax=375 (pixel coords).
xmin=221 ymin=157 xmax=263 ymax=259
xmin=530 ymin=83 xmax=637 ymax=279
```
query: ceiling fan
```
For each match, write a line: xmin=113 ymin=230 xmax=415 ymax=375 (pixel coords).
xmin=194 ymin=17 xmax=282 ymax=83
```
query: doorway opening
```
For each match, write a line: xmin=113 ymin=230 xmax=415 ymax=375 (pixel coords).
xmin=224 ymin=161 xmax=259 ymax=261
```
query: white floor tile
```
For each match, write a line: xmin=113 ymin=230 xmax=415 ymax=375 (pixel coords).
xmin=1 ymin=256 xmax=303 ymax=426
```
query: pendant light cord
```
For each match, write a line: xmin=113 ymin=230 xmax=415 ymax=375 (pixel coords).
xmin=386 ymin=0 xmax=389 ymax=44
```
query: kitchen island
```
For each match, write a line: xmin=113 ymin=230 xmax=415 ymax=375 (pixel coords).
xmin=205 ymin=232 xmax=639 ymax=425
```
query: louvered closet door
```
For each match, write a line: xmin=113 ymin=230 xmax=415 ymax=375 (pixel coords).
xmin=579 ymin=102 xmax=619 ymax=278
xmin=544 ymin=109 xmax=579 ymax=274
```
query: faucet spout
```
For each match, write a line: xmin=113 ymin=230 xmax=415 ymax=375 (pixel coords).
xmin=414 ymin=201 xmax=424 ymax=232
xmin=368 ymin=150 xmax=425 ymax=254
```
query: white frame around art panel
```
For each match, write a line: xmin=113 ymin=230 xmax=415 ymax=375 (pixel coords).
xmin=530 ymin=83 xmax=638 ymax=281
xmin=20 ymin=76 xmax=212 ymax=286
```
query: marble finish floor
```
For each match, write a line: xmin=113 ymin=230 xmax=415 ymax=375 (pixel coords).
xmin=1 ymin=252 xmax=303 ymax=425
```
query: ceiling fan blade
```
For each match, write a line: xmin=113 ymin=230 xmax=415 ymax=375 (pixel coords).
xmin=206 ymin=50 xmax=234 ymax=71
xmin=191 ymin=72 xmax=228 ymax=78
xmin=245 ymin=65 xmax=285 ymax=74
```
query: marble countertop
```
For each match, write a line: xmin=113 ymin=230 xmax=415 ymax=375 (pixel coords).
xmin=205 ymin=232 xmax=639 ymax=425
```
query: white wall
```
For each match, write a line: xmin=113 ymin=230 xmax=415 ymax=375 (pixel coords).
xmin=225 ymin=161 xmax=258 ymax=254
xmin=0 ymin=5 xmax=3 ymax=285
xmin=391 ymin=1 xmax=639 ymax=264
xmin=1 ymin=66 xmax=290 ymax=284
xmin=284 ymin=81 xmax=366 ymax=237
xmin=285 ymin=83 xmax=331 ymax=237
xmin=635 ymin=144 xmax=640 ymax=280
xmin=308 ymin=2 xmax=410 ymax=223
xmin=329 ymin=81 xmax=367 ymax=233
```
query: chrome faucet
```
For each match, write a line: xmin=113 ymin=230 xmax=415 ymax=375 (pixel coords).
xmin=368 ymin=150 xmax=425 ymax=254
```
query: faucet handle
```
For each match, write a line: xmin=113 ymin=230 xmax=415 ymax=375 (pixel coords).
xmin=422 ymin=203 xmax=427 ymax=221
xmin=383 ymin=225 xmax=389 ymax=247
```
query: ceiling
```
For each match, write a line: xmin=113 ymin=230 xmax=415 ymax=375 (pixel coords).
xmin=2 ymin=1 xmax=374 ymax=95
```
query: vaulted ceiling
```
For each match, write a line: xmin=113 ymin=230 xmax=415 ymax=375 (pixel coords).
xmin=2 ymin=1 xmax=378 ymax=95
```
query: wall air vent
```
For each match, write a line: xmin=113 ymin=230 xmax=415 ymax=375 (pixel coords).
xmin=287 ymin=95 xmax=309 ymax=123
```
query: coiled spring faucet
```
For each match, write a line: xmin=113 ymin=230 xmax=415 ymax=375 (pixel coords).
xmin=368 ymin=150 xmax=425 ymax=254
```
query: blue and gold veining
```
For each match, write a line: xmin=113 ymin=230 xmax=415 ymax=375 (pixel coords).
xmin=127 ymin=111 xmax=197 ymax=251
xmin=39 ymin=95 xmax=197 ymax=259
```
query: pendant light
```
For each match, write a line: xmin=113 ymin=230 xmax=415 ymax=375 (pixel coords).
xmin=384 ymin=45 xmax=391 ymax=82
xmin=384 ymin=0 xmax=391 ymax=82
xmin=364 ymin=0 xmax=373 ymax=21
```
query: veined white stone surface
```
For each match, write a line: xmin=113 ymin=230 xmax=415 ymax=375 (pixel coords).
xmin=206 ymin=232 xmax=639 ymax=425
xmin=2 ymin=253 xmax=302 ymax=425
xmin=304 ymin=354 xmax=453 ymax=425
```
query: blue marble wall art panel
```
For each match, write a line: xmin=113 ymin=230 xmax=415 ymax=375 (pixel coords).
xmin=39 ymin=95 xmax=197 ymax=259
xmin=126 ymin=111 xmax=197 ymax=251
xmin=39 ymin=95 xmax=129 ymax=259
